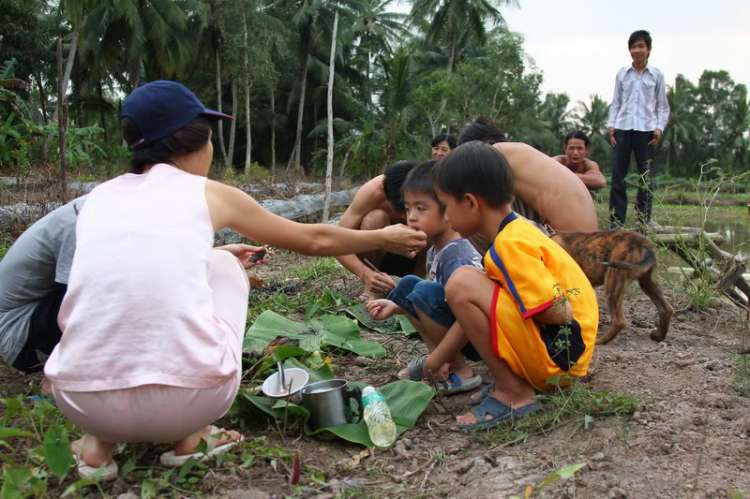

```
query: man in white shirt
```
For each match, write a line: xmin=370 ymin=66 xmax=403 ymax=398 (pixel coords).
xmin=607 ymin=30 xmax=670 ymax=228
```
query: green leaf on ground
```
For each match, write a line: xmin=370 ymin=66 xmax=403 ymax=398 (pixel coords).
xmin=243 ymin=360 xmax=434 ymax=448
xmin=343 ymin=303 xmax=418 ymax=336
xmin=244 ymin=310 xmax=386 ymax=358
xmin=43 ymin=426 xmax=72 ymax=478
xmin=537 ymin=462 xmax=587 ymax=491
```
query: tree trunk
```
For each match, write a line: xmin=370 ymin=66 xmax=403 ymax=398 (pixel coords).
xmin=46 ymin=28 xmax=78 ymax=154
xmin=50 ymin=28 xmax=78 ymax=124
xmin=322 ymin=11 xmax=339 ymax=223
xmin=57 ymin=39 xmax=68 ymax=204
xmin=244 ymin=82 xmax=252 ymax=174
xmin=228 ymin=80 xmax=238 ymax=169
xmin=35 ymin=74 xmax=48 ymax=124
xmin=97 ymin=81 xmax=107 ymax=142
xmin=132 ymin=63 xmax=141 ymax=89
xmin=339 ymin=145 xmax=351 ymax=177
xmin=287 ymin=50 xmax=309 ymax=174
xmin=242 ymin=11 xmax=252 ymax=174
xmin=215 ymin=47 xmax=229 ymax=168
xmin=270 ymin=85 xmax=276 ymax=176
xmin=433 ymin=24 xmax=457 ymax=131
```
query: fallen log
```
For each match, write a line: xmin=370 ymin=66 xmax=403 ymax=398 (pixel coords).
xmin=215 ymin=188 xmax=358 ymax=243
xmin=1 ymin=187 xmax=359 ymax=238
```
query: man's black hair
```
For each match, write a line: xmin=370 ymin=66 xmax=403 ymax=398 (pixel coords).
xmin=431 ymin=134 xmax=457 ymax=150
xmin=383 ymin=160 xmax=419 ymax=213
xmin=564 ymin=130 xmax=590 ymax=147
xmin=628 ymin=30 xmax=652 ymax=51
xmin=433 ymin=141 xmax=514 ymax=208
xmin=402 ymin=160 xmax=444 ymax=213
xmin=457 ymin=116 xmax=508 ymax=146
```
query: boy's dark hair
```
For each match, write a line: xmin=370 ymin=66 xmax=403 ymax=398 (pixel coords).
xmin=457 ymin=116 xmax=508 ymax=146
xmin=402 ymin=160 xmax=444 ymax=213
xmin=431 ymin=134 xmax=457 ymax=150
xmin=628 ymin=30 xmax=652 ymax=50
xmin=564 ymin=130 xmax=589 ymax=147
xmin=383 ymin=160 xmax=419 ymax=213
xmin=121 ymin=116 xmax=212 ymax=174
xmin=433 ymin=141 xmax=514 ymax=208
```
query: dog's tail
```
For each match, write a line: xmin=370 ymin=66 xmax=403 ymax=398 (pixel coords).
xmin=603 ymin=249 xmax=656 ymax=270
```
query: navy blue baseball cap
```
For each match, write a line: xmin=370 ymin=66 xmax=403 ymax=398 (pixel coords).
xmin=121 ymin=80 xmax=234 ymax=150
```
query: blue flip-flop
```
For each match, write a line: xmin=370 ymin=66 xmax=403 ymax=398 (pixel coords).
xmin=457 ymin=395 xmax=541 ymax=431
xmin=430 ymin=373 xmax=482 ymax=395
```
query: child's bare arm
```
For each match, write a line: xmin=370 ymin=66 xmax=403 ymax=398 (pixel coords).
xmin=364 ymin=299 xmax=403 ymax=320
xmin=533 ymin=297 xmax=573 ymax=325
xmin=422 ymin=323 xmax=468 ymax=381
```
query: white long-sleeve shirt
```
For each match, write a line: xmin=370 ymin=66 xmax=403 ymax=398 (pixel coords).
xmin=607 ymin=63 xmax=670 ymax=132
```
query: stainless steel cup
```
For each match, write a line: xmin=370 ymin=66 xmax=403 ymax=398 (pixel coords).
xmin=301 ymin=379 xmax=362 ymax=430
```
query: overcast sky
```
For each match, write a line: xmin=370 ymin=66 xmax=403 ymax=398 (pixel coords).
xmin=396 ymin=0 xmax=750 ymax=112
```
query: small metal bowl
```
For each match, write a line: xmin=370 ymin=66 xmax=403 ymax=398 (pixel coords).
xmin=261 ymin=367 xmax=309 ymax=403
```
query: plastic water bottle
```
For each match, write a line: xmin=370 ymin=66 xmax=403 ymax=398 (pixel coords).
xmin=362 ymin=385 xmax=397 ymax=448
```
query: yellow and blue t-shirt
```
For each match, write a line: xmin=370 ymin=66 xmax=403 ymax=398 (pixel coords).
xmin=483 ymin=213 xmax=599 ymax=391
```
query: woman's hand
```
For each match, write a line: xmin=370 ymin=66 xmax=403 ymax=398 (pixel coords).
xmin=364 ymin=299 xmax=400 ymax=320
xmin=215 ymin=244 xmax=272 ymax=269
xmin=382 ymin=224 xmax=427 ymax=258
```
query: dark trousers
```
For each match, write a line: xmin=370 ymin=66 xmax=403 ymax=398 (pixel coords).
xmin=11 ymin=284 xmax=66 ymax=374
xmin=609 ymin=129 xmax=655 ymax=227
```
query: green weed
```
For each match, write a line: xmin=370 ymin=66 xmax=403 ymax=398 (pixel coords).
xmin=476 ymin=383 xmax=641 ymax=448
xmin=287 ymin=257 xmax=348 ymax=281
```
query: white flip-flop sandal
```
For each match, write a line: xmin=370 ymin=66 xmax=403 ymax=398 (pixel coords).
xmin=160 ymin=426 xmax=244 ymax=467
xmin=74 ymin=450 xmax=118 ymax=481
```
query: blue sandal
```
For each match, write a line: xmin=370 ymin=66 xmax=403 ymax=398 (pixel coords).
xmin=469 ymin=382 xmax=495 ymax=406
xmin=397 ymin=355 xmax=427 ymax=381
xmin=457 ymin=395 xmax=541 ymax=431
xmin=430 ymin=373 xmax=482 ymax=395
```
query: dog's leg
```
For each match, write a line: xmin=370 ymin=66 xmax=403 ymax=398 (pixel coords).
xmin=598 ymin=270 xmax=629 ymax=345
xmin=638 ymin=269 xmax=674 ymax=342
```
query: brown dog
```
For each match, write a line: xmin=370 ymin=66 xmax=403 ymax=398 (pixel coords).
xmin=551 ymin=230 xmax=673 ymax=344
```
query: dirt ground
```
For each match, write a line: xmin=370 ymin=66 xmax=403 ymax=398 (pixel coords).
xmin=235 ymin=252 xmax=750 ymax=499
xmin=1 ymin=180 xmax=749 ymax=498
xmin=2 ymin=250 xmax=750 ymax=498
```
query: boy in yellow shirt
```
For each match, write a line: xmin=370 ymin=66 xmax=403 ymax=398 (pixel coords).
xmin=433 ymin=141 xmax=599 ymax=430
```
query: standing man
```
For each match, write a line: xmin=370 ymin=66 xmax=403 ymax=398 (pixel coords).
xmin=607 ymin=30 xmax=670 ymax=228
xmin=553 ymin=131 xmax=607 ymax=191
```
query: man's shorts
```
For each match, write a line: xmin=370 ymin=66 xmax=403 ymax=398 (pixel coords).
xmin=12 ymin=284 xmax=66 ymax=374
xmin=388 ymin=275 xmax=480 ymax=361
xmin=379 ymin=252 xmax=417 ymax=278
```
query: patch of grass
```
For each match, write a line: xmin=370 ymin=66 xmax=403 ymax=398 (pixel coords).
xmin=476 ymin=383 xmax=641 ymax=448
xmin=247 ymin=290 xmax=307 ymax=323
xmin=287 ymin=257 xmax=348 ymax=281
xmin=0 ymin=393 xmax=296 ymax=497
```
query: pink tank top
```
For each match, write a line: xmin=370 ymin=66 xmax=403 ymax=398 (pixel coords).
xmin=45 ymin=164 xmax=238 ymax=391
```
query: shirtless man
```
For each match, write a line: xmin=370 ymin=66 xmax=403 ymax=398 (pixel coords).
xmin=457 ymin=117 xmax=598 ymax=234
xmin=336 ymin=160 xmax=427 ymax=301
xmin=552 ymin=131 xmax=606 ymax=191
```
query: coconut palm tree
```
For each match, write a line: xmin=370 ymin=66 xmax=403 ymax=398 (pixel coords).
xmin=409 ymin=0 xmax=515 ymax=73
xmin=663 ymin=75 xmax=701 ymax=175
xmin=79 ymin=0 xmax=193 ymax=89
xmin=349 ymin=0 xmax=407 ymax=109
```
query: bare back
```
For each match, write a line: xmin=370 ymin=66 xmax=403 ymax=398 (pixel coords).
xmin=495 ymin=143 xmax=598 ymax=233
xmin=338 ymin=175 xmax=404 ymax=230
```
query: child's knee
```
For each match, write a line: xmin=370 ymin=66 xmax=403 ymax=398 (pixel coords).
xmin=445 ymin=266 xmax=483 ymax=302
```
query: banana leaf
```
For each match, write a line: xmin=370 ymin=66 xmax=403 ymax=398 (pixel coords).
xmin=343 ymin=303 xmax=418 ymax=336
xmin=243 ymin=364 xmax=434 ymax=448
xmin=244 ymin=311 xmax=386 ymax=358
